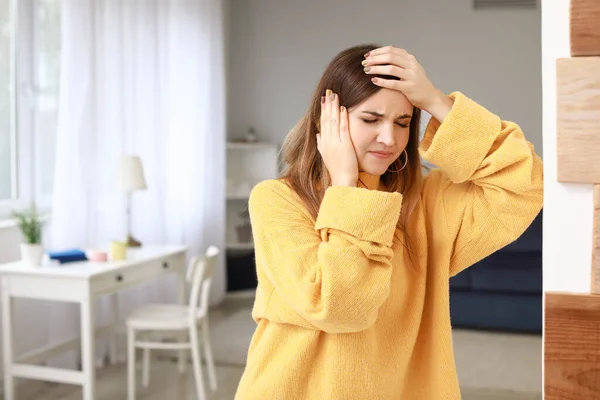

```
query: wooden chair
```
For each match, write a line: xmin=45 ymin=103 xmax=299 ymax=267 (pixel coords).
xmin=126 ymin=246 xmax=219 ymax=400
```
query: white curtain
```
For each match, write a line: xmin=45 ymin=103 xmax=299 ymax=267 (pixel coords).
xmin=48 ymin=0 xmax=226 ymax=366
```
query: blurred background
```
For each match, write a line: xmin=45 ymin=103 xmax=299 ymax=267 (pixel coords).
xmin=0 ymin=0 xmax=542 ymax=399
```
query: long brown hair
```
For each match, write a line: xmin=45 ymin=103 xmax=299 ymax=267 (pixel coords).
xmin=280 ymin=44 xmax=424 ymax=252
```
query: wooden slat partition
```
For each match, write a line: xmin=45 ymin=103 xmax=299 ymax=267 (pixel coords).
xmin=556 ymin=57 xmax=600 ymax=184
xmin=570 ymin=0 xmax=600 ymax=56
xmin=545 ymin=292 xmax=600 ymax=399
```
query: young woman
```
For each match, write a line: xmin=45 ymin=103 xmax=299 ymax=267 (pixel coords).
xmin=234 ymin=44 xmax=543 ymax=399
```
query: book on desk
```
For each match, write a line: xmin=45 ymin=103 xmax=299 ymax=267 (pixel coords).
xmin=47 ymin=249 xmax=88 ymax=264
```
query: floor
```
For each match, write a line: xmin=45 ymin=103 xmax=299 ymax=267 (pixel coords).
xmin=5 ymin=294 xmax=542 ymax=400
xmin=11 ymin=362 xmax=540 ymax=400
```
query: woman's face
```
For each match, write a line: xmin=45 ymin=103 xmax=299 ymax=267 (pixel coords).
xmin=347 ymin=89 xmax=413 ymax=176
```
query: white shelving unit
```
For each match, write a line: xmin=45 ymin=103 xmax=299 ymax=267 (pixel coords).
xmin=226 ymin=141 xmax=280 ymax=252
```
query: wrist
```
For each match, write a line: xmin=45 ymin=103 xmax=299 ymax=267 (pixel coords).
xmin=331 ymin=178 xmax=357 ymax=187
xmin=424 ymin=90 xmax=454 ymax=123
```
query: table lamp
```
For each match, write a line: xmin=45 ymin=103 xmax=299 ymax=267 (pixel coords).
xmin=116 ymin=155 xmax=147 ymax=247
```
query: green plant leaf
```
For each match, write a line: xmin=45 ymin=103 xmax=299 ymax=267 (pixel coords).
xmin=11 ymin=202 xmax=43 ymax=244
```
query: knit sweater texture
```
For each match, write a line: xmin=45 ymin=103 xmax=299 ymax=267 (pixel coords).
xmin=234 ymin=92 xmax=544 ymax=400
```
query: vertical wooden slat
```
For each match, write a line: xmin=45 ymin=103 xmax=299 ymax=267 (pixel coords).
xmin=545 ymin=292 xmax=600 ymax=399
xmin=556 ymin=57 xmax=600 ymax=183
xmin=570 ymin=0 xmax=600 ymax=56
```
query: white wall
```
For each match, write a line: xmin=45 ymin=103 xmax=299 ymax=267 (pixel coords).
xmin=227 ymin=0 xmax=542 ymax=155
xmin=542 ymin=0 xmax=591 ymax=292
xmin=0 ymin=225 xmax=21 ymax=264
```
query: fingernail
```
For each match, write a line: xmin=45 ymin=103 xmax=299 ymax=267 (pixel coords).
xmin=364 ymin=52 xmax=370 ymax=58
xmin=321 ymin=96 xmax=325 ymax=104
xmin=341 ymin=106 xmax=346 ymax=112
xmin=361 ymin=60 xmax=368 ymax=66
xmin=331 ymin=93 xmax=336 ymax=100
xmin=326 ymin=89 xmax=332 ymax=97
xmin=364 ymin=67 xmax=371 ymax=72
xmin=371 ymin=78 xmax=378 ymax=84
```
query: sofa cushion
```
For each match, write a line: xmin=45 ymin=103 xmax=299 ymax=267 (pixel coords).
xmin=469 ymin=252 xmax=542 ymax=294
xmin=502 ymin=210 xmax=542 ymax=253
xmin=450 ymin=291 xmax=542 ymax=333
xmin=449 ymin=269 xmax=472 ymax=291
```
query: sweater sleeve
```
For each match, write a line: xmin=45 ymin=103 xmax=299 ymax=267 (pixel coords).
xmin=248 ymin=179 xmax=402 ymax=334
xmin=420 ymin=92 xmax=543 ymax=277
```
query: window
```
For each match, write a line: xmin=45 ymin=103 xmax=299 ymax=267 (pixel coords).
xmin=0 ymin=0 xmax=15 ymax=201
xmin=32 ymin=0 xmax=61 ymax=202
xmin=0 ymin=0 xmax=60 ymax=215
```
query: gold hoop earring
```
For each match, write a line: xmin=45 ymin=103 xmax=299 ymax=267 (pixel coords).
xmin=387 ymin=149 xmax=408 ymax=173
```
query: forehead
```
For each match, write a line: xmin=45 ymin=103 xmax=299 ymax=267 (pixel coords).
xmin=352 ymin=88 xmax=413 ymax=116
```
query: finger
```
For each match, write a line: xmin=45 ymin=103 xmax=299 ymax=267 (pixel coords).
xmin=321 ymin=89 xmax=336 ymax=140
xmin=321 ymin=92 xmax=330 ymax=140
xmin=330 ymin=92 xmax=340 ymax=142
xmin=339 ymin=106 xmax=351 ymax=144
xmin=370 ymin=77 xmax=405 ymax=92
xmin=319 ymin=95 xmax=326 ymax=129
xmin=363 ymin=52 xmax=412 ymax=69
xmin=364 ymin=45 xmax=408 ymax=59
xmin=364 ymin=64 xmax=408 ymax=80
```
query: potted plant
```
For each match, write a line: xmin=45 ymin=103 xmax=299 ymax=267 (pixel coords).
xmin=12 ymin=202 xmax=45 ymax=266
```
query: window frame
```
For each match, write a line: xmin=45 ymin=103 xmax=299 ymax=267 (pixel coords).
xmin=1 ymin=0 xmax=55 ymax=220
xmin=0 ymin=0 xmax=20 ymax=218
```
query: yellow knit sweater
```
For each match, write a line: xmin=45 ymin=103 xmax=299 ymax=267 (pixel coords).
xmin=234 ymin=92 xmax=543 ymax=400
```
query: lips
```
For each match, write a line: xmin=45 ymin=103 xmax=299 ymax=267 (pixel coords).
xmin=369 ymin=151 xmax=393 ymax=159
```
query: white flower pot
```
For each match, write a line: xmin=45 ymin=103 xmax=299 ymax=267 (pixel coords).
xmin=20 ymin=243 xmax=44 ymax=267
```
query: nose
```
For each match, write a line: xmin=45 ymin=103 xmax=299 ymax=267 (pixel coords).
xmin=376 ymin=123 xmax=396 ymax=147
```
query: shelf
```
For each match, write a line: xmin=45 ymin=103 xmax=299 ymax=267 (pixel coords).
xmin=227 ymin=141 xmax=277 ymax=150
xmin=226 ymin=242 xmax=254 ymax=251
xmin=226 ymin=141 xmax=277 ymax=256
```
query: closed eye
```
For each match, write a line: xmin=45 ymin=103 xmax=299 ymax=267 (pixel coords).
xmin=361 ymin=118 xmax=409 ymax=128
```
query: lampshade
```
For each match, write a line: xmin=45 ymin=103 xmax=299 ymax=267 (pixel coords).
xmin=116 ymin=155 xmax=147 ymax=192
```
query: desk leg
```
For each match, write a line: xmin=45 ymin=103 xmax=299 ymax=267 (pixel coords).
xmin=177 ymin=272 xmax=187 ymax=372
xmin=81 ymin=296 xmax=96 ymax=400
xmin=1 ymin=281 xmax=15 ymax=400
xmin=109 ymin=293 xmax=119 ymax=364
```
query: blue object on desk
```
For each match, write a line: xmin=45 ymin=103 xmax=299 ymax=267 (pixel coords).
xmin=47 ymin=249 xmax=88 ymax=264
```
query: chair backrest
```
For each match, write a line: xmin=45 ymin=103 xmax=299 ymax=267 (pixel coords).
xmin=187 ymin=245 xmax=219 ymax=319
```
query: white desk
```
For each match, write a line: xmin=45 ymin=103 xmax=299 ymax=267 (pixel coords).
xmin=0 ymin=245 xmax=188 ymax=400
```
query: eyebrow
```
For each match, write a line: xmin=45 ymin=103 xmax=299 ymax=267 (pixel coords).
xmin=362 ymin=111 xmax=412 ymax=120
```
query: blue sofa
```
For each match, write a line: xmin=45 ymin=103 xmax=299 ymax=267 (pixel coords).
xmin=449 ymin=210 xmax=543 ymax=333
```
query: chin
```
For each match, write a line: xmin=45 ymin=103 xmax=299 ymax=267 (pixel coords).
xmin=359 ymin=163 xmax=389 ymax=176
